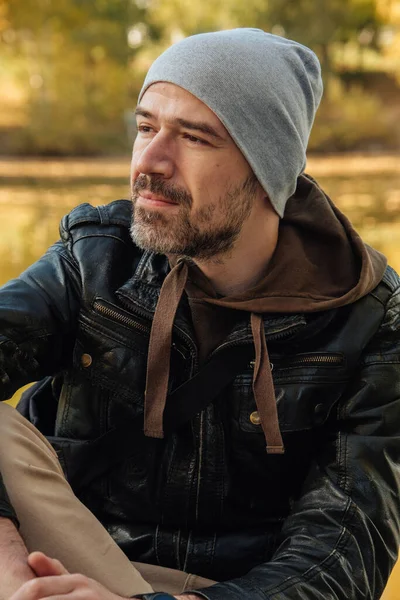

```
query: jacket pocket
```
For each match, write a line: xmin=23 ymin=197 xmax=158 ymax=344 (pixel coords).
xmin=236 ymin=352 xmax=348 ymax=434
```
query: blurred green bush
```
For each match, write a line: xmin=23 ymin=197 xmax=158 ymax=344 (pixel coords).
xmin=10 ymin=57 xmax=130 ymax=156
xmin=309 ymin=79 xmax=399 ymax=152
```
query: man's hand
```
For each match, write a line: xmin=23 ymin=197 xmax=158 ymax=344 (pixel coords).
xmin=10 ymin=552 xmax=127 ymax=600
xmin=19 ymin=552 xmax=201 ymax=600
xmin=9 ymin=574 xmax=128 ymax=600
xmin=28 ymin=551 xmax=68 ymax=577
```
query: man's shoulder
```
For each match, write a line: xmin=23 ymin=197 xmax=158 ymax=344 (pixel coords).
xmin=370 ymin=265 xmax=400 ymax=308
xmin=54 ymin=200 xmax=145 ymax=284
xmin=381 ymin=265 xmax=400 ymax=294
xmin=363 ymin=265 xmax=400 ymax=341
xmin=60 ymin=199 xmax=132 ymax=236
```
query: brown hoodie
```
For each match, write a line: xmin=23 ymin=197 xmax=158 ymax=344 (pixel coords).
xmin=143 ymin=175 xmax=387 ymax=452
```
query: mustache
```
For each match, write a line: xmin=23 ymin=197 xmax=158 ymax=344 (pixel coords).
xmin=132 ymin=175 xmax=192 ymax=208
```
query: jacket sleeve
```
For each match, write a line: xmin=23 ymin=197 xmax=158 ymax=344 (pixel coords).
xmin=0 ymin=241 xmax=81 ymax=524
xmin=195 ymin=282 xmax=400 ymax=599
xmin=0 ymin=241 xmax=81 ymax=401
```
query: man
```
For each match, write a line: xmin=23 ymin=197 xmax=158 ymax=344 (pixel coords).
xmin=0 ymin=28 xmax=399 ymax=600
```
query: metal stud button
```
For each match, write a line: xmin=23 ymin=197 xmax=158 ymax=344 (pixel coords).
xmin=313 ymin=402 xmax=325 ymax=425
xmin=81 ymin=353 xmax=93 ymax=368
xmin=250 ymin=411 xmax=261 ymax=425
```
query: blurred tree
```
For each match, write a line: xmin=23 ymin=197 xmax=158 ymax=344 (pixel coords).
xmin=144 ymin=0 xmax=381 ymax=75
xmin=265 ymin=0 xmax=380 ymax=75
xmin=376 ymin=0 xmax=400 ymax=77
xmin=145 ymin=0 xmax=266 ymax=37
xmin=1 ymin=0 xmax=146 ymax=154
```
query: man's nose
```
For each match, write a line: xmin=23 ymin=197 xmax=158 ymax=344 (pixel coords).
xmin=134 ymin=134 xmax=174 ymax=178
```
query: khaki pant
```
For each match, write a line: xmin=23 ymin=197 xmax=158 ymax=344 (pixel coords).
xmin=0 ymin=403 xmax=216 ymax=597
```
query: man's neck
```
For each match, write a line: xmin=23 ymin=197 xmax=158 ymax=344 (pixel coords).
xmin=192 ymin=220 xmax=279 ymax=297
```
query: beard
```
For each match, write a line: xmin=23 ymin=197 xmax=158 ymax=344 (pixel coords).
xmin=130 ymin=173 xmax=258 ymax=260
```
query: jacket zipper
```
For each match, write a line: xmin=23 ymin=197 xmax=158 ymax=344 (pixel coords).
xmin=118 ymin=295 xmax=198 ymax=369
xmin=93 ymin=300 xmax=150 ymax=335
xmin=195 ymin=411 xmax=204 ymax=522
xmin=208 ymin=320 xmax=306 ymax=363
xmin=268 ymin=353 xmax=344 ymax=369
xmin=93 ymin=298 xmax=197 ymax=367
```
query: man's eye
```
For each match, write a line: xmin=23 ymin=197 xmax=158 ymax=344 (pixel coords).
xmin=183 ymin=133 xmax=208 ymax=145
xmin=137 ymin=125 xmax=153 ymax=134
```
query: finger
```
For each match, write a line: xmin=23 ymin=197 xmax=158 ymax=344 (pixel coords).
xmin=28 ymin=552 xmax=69 ymax=577
xmin=10 ymin=575 xmax=78 ymax=600
xmin=26 ymin=597 xmax=75 ymax=600
xmin=30 ymin=596 xmax=75 ymax=600
xmin=12 ymin=596 xmax=74 ymax=600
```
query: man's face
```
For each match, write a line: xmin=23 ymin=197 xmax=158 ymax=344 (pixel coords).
xmin=130 ymin=82 xmax=265 ymax=260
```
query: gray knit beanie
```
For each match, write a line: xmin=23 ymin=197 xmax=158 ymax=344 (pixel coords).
xmin=139 ymin=28 xmax=323 ymax=217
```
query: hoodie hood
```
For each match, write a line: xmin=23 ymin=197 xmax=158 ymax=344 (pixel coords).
xmin=185 ymin=174 xmax=387 ymax=312
xmin=142 ymin=175 xmax=387 ymax=451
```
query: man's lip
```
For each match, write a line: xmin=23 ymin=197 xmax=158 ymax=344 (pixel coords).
xmin=138 ymin=191 xmax=177 ymax=205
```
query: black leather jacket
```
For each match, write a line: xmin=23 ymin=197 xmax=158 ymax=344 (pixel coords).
xmin=0 ymin=199 xmax=399 ymax=600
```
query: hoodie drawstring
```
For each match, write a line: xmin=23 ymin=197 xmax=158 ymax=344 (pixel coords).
xmin=144 ymin=260 xmax=189 ymax=438
xmin=143 ymin=261 xmax=284 ymax=454
xmin=250 ymin=313 xmax=284 ymax=454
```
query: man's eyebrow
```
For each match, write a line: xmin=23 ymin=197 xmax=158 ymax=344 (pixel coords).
xmin=135 ymin=107 xmax=152 ymax=119
xmin=176 ymin=118 xmax=225 ymax=141
xmin=135 ymin=107 xmax=225 ymax=141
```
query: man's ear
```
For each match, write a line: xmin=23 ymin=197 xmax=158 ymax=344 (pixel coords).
xmin=254 ymin=180 xmax=268 ymax=203
xmin=263 ymin=192 xmax=278 ymax=214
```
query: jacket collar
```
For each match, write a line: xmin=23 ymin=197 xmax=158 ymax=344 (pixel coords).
xmin=116 ymin=250 xmax=307 ymax=346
